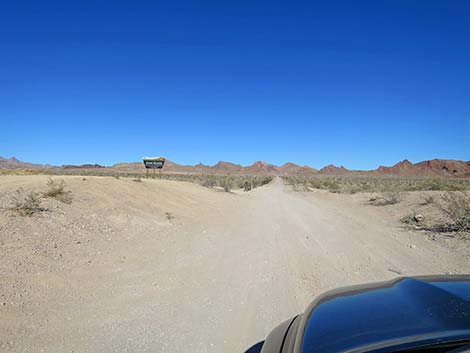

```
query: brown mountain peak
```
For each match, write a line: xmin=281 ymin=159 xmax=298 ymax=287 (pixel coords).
xmin=280 ymin=162 xmax=298 ymax=167
xmin=318 ymin=164 xmax=349 ymax=175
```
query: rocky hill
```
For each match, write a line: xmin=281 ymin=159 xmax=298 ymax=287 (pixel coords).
xmin=375 ymin=159 xmax=470 ymax=178
xmin=1 ymin=155 xmax=469 ymax=177
xmin=0 ymin=156 xmax=53 ymax=170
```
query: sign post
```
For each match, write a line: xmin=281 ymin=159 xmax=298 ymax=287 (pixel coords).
xmin=142 ymin=157 xmax=165 ymax=178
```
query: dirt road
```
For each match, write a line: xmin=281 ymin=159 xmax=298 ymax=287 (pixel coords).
xmin=1 ymin=176 xmax=468 ymax=353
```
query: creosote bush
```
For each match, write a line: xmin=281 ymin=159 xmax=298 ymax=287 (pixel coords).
xmin=43 ymin=178 xmax=72 ymax=204
xmin=11 ymin=188 xmax=43 ymax=216
xmin=201 ymin=175 xmax=217 ymax=188
xmin=383 ymin=191 xmax=401 ymax=205
xmin=400 ymin=192 xmax=470 ymax=234
xmin=10 ymin=179 xmax=74 ymax=216
xmin=438 ymin=192 xmax=470 ymax=233
xmin=220 ymin=176 xmax=234 ymax=192
xmin=421 ymin=195 xmax=435 ymax=205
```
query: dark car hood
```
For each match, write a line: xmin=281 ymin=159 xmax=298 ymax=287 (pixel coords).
xmin=298 ymin=276 xmax=470 ymax=353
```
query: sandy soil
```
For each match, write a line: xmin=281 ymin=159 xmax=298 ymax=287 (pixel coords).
xmin=1 ymin=175 xmax=469 ymax=353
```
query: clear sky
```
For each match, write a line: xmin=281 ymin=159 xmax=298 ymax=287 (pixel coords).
xmin=1 ymin=1 xmax=469 ymax=169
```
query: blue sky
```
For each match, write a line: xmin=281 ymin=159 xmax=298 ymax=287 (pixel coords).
xmin=1 ymin=1 xmax=469 ymax=169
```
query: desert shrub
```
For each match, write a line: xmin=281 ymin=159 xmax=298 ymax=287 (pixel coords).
xmin=325 ymin=180 xmax=341 ymax=193
xmin=133 ymin=178 xmax=142 ymax=182
xmin=234 ymin=177 xmax=253 ymax=190
xmin=438 ymin=192 xmax=470 ymax=233
xmin=284 ymin=176 xmax=470 ymax=194
xmin=11 ymin=188 xmax=43 ymax=216
xmin=220 ymin=176 xmax=234 ymax=192
xmin=43 ymin=178 xmax=65 ymax=197
xmin=400 ymin=214 xmax=416 ymax=225
xmin=370 ymin=191 xmax=400 ymax=206
xmin=43 ymin=178 xmax=72 ymax=204
xmin=420 ymin=195 xmax=434 ymax=205
xmin=423 ymin=179 xmax=444 ymax=191
xmin=254 ymin=176 xmax=273 ymax=188
xmin=201 ymin=175 xmax=217 ymax=188
xmin=384 ymin=191 xmax=400 ymax=205
xmin=244 ymin=181 xmax=252 ymax=191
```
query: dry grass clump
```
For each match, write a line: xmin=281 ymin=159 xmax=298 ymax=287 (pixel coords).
xmin=10 ymin=188 xmax=43 ymax=216
xmin=43 ymin=179 xmax=72 ymax=204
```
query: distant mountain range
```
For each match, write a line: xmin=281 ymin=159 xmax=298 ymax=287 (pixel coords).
xmin=0 ymin=156 xmax=54 ymax=170
xmin=1 ymin=155 xmax=469 ymax=177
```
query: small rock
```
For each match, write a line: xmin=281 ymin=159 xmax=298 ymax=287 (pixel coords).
xmin=152 ymin=282 xmax=158 ymax=286
xmin=75 ymin=240 xmax=81 ymax=244
xmin=414 ymin=214 xmax=424 ymax=222
xmin=408 ymin=244 xmax=416 ymax=249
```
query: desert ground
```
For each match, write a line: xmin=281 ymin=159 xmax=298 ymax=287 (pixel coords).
xmin=1 ymin=175 xmax=469 ymax=353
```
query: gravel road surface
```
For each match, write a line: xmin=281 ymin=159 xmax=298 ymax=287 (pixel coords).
xmin=1 ymin=176 xmax=468 ymax=353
